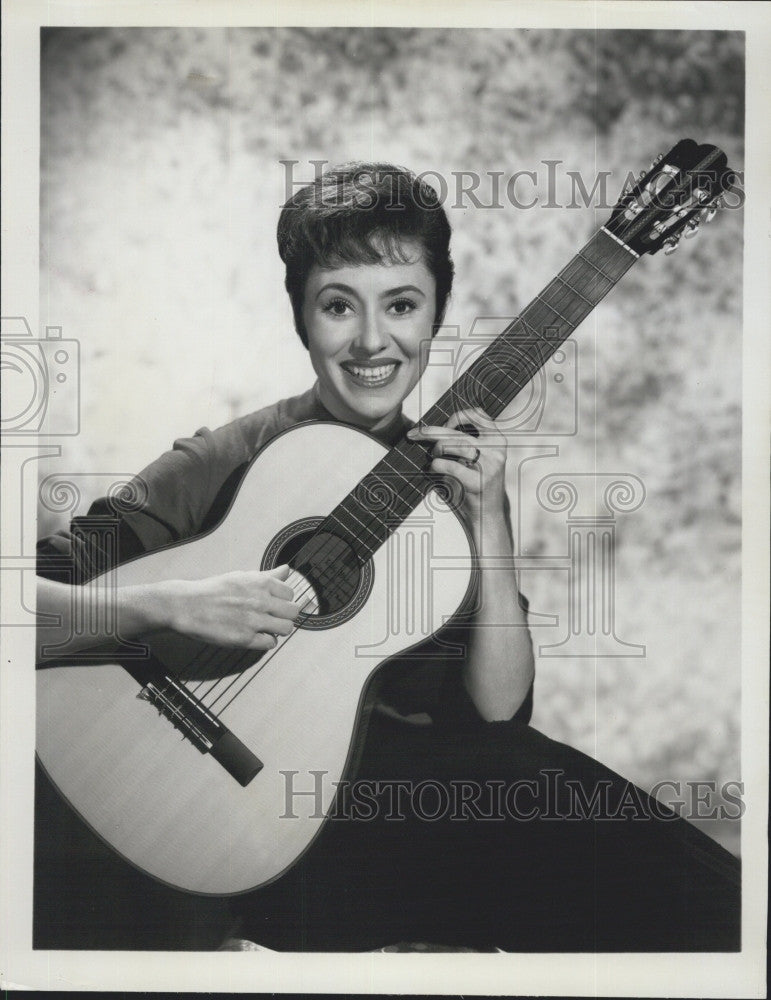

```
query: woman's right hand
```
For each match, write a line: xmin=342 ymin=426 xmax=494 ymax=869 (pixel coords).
xmin=157 ymin=564 xmax=302 ymax=650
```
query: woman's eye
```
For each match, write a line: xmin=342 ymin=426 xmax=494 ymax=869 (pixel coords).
xmin=323 ymin=297 xmax=353 ymax=317
xmin=388 ymin=298 xmax=416 ymax=316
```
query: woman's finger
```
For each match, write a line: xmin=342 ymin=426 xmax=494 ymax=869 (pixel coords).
xmin=408 ymin=423 xmax=459 ymax=440
xmin=433 ymin=439 xmax=482 ymax=465
xmin=446 ymin=406 xmax=496 ymax=433
xmin=431 ymin=456 xmax=481 ymax=488
xmin=408 ymin=424 xmax=481 ymax=449
xmin=253 ymin=611 xmax=296 ymax=636
xmin=266 ymin=578 xmax=296 ymax=601
xmin=248 ymin=631 xmax=278 ymax=651
xmin=264 ymin=595 xmax=302 ymax=620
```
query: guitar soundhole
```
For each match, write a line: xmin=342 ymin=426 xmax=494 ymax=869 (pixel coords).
xmin=261 ymin=517 xmax=374 ymax=630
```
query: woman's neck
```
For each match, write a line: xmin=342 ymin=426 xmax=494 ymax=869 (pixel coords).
xmin=314 ymin=381 xmax=405 ymax=439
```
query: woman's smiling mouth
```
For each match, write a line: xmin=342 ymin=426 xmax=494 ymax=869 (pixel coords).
xmin=340 ymin=361 xmax=400 ymax=387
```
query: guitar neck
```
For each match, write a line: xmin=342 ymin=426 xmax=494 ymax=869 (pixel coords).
xmin=318 ymin=227 xmax=640 ymax=566
xmin=424 ymin=226 xmax=639 ymax=424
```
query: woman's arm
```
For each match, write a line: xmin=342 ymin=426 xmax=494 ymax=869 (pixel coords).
xmin=460 ymin=506 xmax=534 ymax=722
xmin=35 ymin=567 xmax=300 ymax=663
xmin=407 ymin=408 xmax=535 ymax=722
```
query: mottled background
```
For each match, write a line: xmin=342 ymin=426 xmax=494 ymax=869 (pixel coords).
xmin=39 ymin=28 xmax=743 ymax=853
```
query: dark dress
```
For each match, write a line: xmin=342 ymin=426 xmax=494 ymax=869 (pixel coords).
xmin=35 ymin=386 xmax=740 ymax=952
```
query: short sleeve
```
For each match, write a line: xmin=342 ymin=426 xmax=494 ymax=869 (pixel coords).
xmin=36 ymin=429 xmax=218 ymax=584
xmin=37 ymin=506 xmax=146 ymax=585
xmin=36 ymin=413 xmax=269 ymax=583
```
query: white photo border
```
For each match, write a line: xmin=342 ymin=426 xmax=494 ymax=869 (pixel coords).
xmin=1 ymin=1 xmax=768 ymax=995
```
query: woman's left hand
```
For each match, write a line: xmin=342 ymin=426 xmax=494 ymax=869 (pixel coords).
xmin=407 ymin=407 xmax=509 ymax=539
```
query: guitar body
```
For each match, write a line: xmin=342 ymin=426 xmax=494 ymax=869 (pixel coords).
xmin=36 ymin=422 xmax=474 ymax=895
xmin=36 ymin=139 xmax=735 ymax=896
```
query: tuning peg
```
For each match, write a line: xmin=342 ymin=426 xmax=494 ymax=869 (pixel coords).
xmin=663 ymin=237 xmax=680 ymax=255
xmin=700 ymin=203 xmax=718 ymax=223
xmin=651 ymin=153 xmax=664 ymax=169
xmin=683 ymin=219 xmax=700 ymax=239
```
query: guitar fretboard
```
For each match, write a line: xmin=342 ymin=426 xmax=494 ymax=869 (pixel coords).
xmin=319 ymin=227 xmax=638 ymax=565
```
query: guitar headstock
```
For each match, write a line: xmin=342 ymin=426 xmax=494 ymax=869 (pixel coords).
xmin=605 ymin=139 xmax=736 ymax=256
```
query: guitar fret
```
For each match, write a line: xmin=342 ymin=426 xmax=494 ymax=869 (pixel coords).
xmin=308 ymin=227 xmax=641 ymax=571
xmin=482 ymin=361 xmax=521 ymax=391
xmin=554 ymin=273 xmax=594 ymax=308
xmin=506 ymin=340 xmax=549 ymax=380
xmin=577 ymin=249 xmax=615 ymax=283
xmin=398 ymin=448 xmax=423 ymax=473
xmin=345 ymin=503 xmax=385 ymax=542
xmin=471 ymin=349 xmax=525 ymax=393
xmin=329 ymin=508 xmax=381 ymax=548
xmin=535 ymin=293 xmax=572 ymax=327
xmin=376 ymin=465 xmax=428 ymax=511
xmin=379 ymin=459 xmax=416 ymax=489
xmin=463 ymin=368 xmax=507 ymax=409
xmin=554 ymin=281 xmax=595 ymax=323
xmin=425 ymin=398 xmax=453 ymax=423
xmin=518 ymin=316 xmax=546 ymax=340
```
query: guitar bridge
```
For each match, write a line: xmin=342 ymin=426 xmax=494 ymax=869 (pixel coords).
xmin=137 ymin=675 xmax=263 ymax=787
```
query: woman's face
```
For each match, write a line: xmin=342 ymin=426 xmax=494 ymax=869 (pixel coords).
xmin=301 ymin=239 xmax=437 ymax=432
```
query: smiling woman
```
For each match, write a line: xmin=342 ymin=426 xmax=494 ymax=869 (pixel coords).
xmin=302 ymin=250 xmax=435 ymax=430
xmin=278 ymin=163 xmax=453 ymax=432
xmin=35 ymin=162 xmax=739 ymax=952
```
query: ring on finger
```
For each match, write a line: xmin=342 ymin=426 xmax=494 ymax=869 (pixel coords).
xmin=451 ymin=445 xmax=481 ymax=468
xmin=436 ymin=441 xmax=481 ymax=467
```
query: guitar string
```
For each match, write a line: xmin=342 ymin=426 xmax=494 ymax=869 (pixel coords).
xmin=178 ymin=235 xmax=635 ymax=716
xmin=160 ymin=162 xmax=725 ymax=718
xmin=170 ymin=237 xmax=636 ymax=718
xmin=173 ymin=235 xmax=635 ymax=720
xmin=181 ymin=309 xmax=552 ymax=705
xmin=182 ymin=335 xmax=546 ymax=712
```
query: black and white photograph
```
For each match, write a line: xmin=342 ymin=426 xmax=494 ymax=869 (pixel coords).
xmin=1 ymin=0 xmax=768 ymax=994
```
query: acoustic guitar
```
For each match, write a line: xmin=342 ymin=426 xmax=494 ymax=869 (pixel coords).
xmin=36 ymin=139 xmax=735 ymax=895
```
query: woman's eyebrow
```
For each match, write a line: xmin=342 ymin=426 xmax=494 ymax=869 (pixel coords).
xmin=314 ymin=282 xmax=358 ymax=300
xmin=315 ymin=282 xmax=426 ymax=300
xmin=380 ymin=284 xmax=426 ymax=299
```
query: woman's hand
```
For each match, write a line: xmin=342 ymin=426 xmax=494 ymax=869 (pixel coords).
xmin=407 ymin=406 xmax=509 ymax=540
xmin=37 ymin=565 xmax=302 ymax=663
xmin=157 ymin=565 xmax=301 ymax=650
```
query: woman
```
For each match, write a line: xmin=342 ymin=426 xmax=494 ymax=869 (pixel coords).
xmin=36 ymin=163 xmax=740 ymax=952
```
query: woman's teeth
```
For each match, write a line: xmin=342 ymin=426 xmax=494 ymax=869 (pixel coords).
xmin=345 ymin=364 xmax=397 ymax=384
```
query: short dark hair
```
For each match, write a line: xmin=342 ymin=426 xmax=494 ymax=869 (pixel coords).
xmin=277 ymin=162 xmax=454 ymax=348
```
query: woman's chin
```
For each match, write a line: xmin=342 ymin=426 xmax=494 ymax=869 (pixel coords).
xmin=348 ymin=404 xmax=398 ymax=430
xmin=338 ymin=388 xmax=403 ymax=427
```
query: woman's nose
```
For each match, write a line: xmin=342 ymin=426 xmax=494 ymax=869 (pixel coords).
xmin=352 ymin=313 xmax=388 ymax=355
